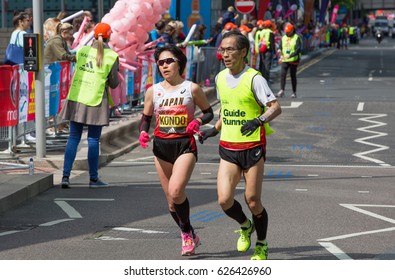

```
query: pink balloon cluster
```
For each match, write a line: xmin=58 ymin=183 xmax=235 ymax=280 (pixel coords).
xmin=101 ymin=0 xmax=171 ymax=67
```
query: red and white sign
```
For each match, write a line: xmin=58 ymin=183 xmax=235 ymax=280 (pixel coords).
xmin=235 ymin=0 xmax=256 ymax=14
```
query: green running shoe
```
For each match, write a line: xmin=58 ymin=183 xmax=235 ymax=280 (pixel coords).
xmin=251 ymin=242 xmax=268 ymax=260
xmin=235 ymin=220 xmax=255 ymax=252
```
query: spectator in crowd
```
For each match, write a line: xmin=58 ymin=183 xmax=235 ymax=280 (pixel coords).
xmin=255 ymin=20 xmax=275 ymax=83
xmin=24 ymin=8 xmax=33 ymax=33
xmin=215 ymin=22 xmax=238 ymax=48
xmin=222 ymin=6 xmax=239 ymax=28
xmin=60 ymin=23 xmax=119 ymax=189
xmin=43 ymin=17 xmax=61 ymax=43
xmin=72 ymin=11 xmax=95 ymax=47
xmin=6 ymin=12 xmax=34 ymax=142
xmin=7 ymin=12 xmax=30 ymax=62
xmin=168 ymin=20 xmax=186 ymax=44
xmin=157 ymin=24 xmax=176 ymax=47
xmin=210 ymin=17 xmax=223 ymax=46
xmin=149 ymin=20 xmax=166 ymax=42
xmin=44 ymin=22 xmax=76 ymax=64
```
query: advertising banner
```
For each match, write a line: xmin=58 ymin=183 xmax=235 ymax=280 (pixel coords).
xmin=27 ymin=71 xmax=35 ymax=122
xmin=48 ymin=62 xmax=62 ymax=117
xmin=0 ymin=65 xmax=19 ymax=127
xmin=18 ymin=68 xmax=29 ymax=123
xmin=58 ymin=61 xmax=71 ymax=113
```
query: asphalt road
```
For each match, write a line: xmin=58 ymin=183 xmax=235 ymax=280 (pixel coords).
xmin=0 ymin=36 xmax=394 ymax=261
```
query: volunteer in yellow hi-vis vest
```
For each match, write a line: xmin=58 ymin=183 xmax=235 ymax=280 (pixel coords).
xmin=199 ymin=31 xmax=282 ymax=260
xmin=257 ymin=20 xmax=275 ymax=83
xmin=59 ymin=23 xmax=119 ymax=189
xmin=276 ymin=23 xmax=302 ymax=98
xmin=68 ymin=46 xmax=118 ymax=106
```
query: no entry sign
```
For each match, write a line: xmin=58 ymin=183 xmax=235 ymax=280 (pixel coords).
xmin=235 ymin=0 xmax=256 ymax=14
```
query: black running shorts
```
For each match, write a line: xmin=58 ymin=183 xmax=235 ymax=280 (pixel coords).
xmin=219 ymin=145 xmax=265 ymax=170
xmin=153 ymin=136 xmax=197 ymax=164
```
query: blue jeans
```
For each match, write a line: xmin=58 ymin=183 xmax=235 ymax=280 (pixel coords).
xmin=63 ymin=121 xmax=103 ymax=180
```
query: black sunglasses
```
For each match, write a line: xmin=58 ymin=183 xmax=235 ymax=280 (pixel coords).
xmin=157 ymin=57 xmax=178 ymax=66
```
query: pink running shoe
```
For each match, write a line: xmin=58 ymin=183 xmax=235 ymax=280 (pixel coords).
xmin=181 ymin=231 xmax=195 ymax=256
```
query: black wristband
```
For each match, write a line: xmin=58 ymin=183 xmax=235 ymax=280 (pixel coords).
xmin=139 ymin=114 xmax=152 ymax=133
xmin=199 ymin=107 xmax=214 ymax=125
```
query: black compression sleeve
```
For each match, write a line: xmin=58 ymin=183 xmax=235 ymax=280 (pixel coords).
xmin=199 ymin=107 xmax=214 ymax=125
xmin=139 ymin=114 xmax=152 ymax=132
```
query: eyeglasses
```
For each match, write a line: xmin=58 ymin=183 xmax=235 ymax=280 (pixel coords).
xmin=217 ymin=47 xmax=240 ymax=54
xmin=157 ymin=57 xmax=178 ymax=66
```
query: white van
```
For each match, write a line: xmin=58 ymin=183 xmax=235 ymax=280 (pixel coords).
xmin=373 ymin=16 xmax=389 ymax=36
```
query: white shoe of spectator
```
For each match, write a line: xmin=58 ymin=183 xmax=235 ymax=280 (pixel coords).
xmin=25 ymin=133 xmax=36 ymax=143
xmin=46 ymin=128 xmax=56 ymax=136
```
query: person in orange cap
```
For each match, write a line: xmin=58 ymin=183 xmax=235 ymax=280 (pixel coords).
xmin=215 ymin=22 xmax=238 ymax=48
xmin=239 ymin=25 xmax=251 ymax=36
xmin=59 ymin=22 xmax=120 ymax=188
xmin=339 ymin=23 xmax=348 ymax=49
xmin=255 ymin=19 xmax=276 ymax=83
xmin=276 ymin=23 xmax=301 ymax=98
xmin=224 ymin=22 xmax=238 ymax=31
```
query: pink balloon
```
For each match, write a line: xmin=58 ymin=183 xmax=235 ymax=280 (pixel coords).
xmin=101 ymin=14 xmax=113 ymax=24
xmin=112 ymin=20 xmax=124 ymax=33
xmin=126 ymin=32 xmax=137 ymax=43
xmin=141 ymin=2 xmax=153 ymax=16
xmin=135 ymin=26 xmax=146 ymax=40
xmin=152 ymin=1 xmax=163 ymax=14
xmin=114 ymin=35 xmax=128 ymax=49
xmin=129 ymin=3 xmax=140 ymax=14
xmin=161 ymin=0 xmax=171 ymax=9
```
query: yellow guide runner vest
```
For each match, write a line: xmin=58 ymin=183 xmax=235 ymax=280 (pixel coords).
xmin=281 ymin=34 xmax=300 ymax=63
xmin=217 ymin=68 xmax=274 ymax=143
xmin=68 ymin=46 xmax=118 ymax=106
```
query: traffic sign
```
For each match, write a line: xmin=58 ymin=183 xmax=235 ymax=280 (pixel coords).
xmin=235 ymin=0 xmax=256 ymax=14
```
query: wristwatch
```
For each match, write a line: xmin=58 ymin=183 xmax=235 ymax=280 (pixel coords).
xmin=258 ymin=115 xmax=266 ymax=125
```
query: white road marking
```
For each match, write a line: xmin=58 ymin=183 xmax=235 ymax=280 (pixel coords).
xmin=39 ymin=219 xmax=74 ymax=226
xmin=352 ymin=113 xmax=390 ymax=166
xmin=318 ymin=204 xmax=395 ymax=259
xmin=357 ymin=102 xmax=364 ymax=111
xmin=358 ymin=191 xmax=370 ymax=194
xmin=0 ymin=230 xmax=26 ymax=236
xmin=54 ymin=198 xmax=114 ymax=219
xmin=281 ymin=101 xmax=303 ymax=109
xmin=96 ymin=236 xmax=128 ymax=241
xmin=54 ymin=201 xmax=82 ymax=219
xmin=318 ymin=242 xmax=352 ymax=260
xmin=318 ymin=226 xmax=395 ymax=242
xmin=295 ymin=189 xmax=308 ymax=191
xmin=307 ymin=174 xmax=319 ymax=177
xmin=201 ymin=172 xmax=212 ymax=175
xmin=340 ymin=204 xmax=395 ymax=224
xmin=113 ymin=227 xmax=168 ymax=234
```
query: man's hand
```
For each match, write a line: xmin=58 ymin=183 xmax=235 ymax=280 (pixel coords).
xmin=240 ymin=118 xmax=261 ymax=136
xmin=198 ymin=127 xmax=219 ymax=144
